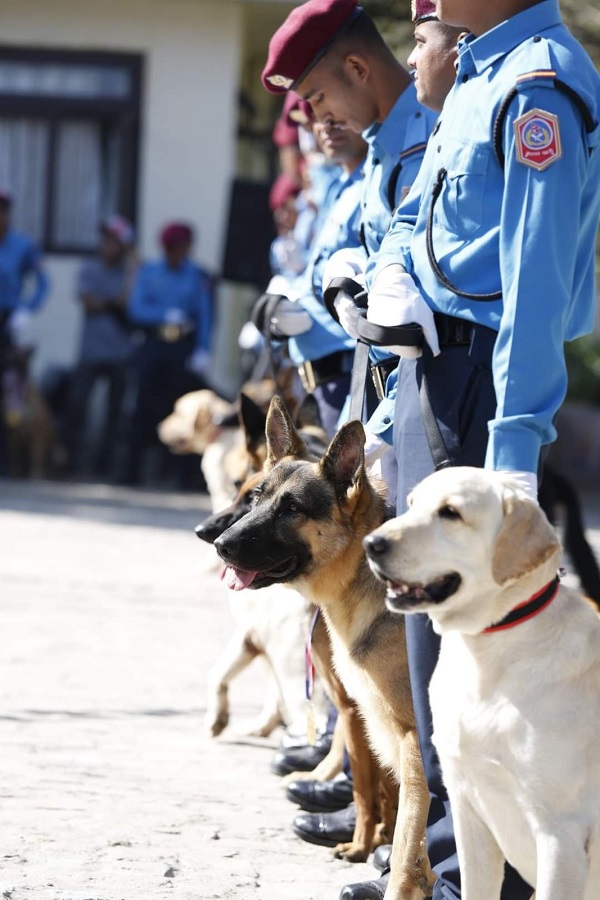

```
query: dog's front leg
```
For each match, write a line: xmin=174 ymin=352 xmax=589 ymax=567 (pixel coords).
xmin=385 ymin=728 xmax=435 ymax=900
xmin=534 ymin=832 xmax=590 ymax=900
xmin=448 ymin=782 xmax=504 ymax=900
xmin=333 ymin=703 xmax=377 ymax=862
xmin=204 ymin=630 xmax=259 ymax=737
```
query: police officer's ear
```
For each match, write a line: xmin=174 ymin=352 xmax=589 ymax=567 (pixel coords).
xmin=342 ymin=52 xmax=370 ymax=86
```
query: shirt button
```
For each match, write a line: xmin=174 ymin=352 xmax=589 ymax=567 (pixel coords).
xmin=533 ymin=35 xmax=541 ymax=42
xmin=437 ymin=145 xmax=442 ymax=153
xmin=383 ymin=417 xmax=391 ymax=425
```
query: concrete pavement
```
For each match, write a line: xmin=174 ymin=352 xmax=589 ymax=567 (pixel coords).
xmin=0 ymin=478 xmax=374 ymax=900
xmin=1 ymin=477 xmax=599 ymax=900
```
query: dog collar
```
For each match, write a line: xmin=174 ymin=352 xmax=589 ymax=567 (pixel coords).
xmin=482 ymin=575 xmax=560 ymax=634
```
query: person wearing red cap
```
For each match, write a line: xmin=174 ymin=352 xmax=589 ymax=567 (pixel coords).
xmin=122 ymin=221 xmax=213 ymax=486
xmin=63 ymin=216 xmax=136 ymax=479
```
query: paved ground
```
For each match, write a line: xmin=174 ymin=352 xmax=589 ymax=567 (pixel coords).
xmin=0 ymin=479 xmax=375 ymax=900
xmin=1 ymin=478 xmax=599 ymax=900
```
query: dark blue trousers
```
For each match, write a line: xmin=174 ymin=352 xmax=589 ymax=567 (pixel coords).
xmin=393 ymin=327 xmax=533 ymax=900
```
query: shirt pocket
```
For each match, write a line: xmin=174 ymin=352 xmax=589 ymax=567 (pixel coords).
xmin=438 ymin=140 xmax=491 ymax=237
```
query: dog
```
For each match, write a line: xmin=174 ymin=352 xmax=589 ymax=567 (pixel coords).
xmin=214 ymin=398 xmax=435 ymax=897
xmin=195 ymin=395 xmax=332 ymax=742
xmin=364 ymin=466 xmax=600 ymax=900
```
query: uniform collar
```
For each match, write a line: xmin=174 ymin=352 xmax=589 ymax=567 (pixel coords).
xmin=457 ymin=0 xmax=563 ymax=78
xmin=370 ymin=81 xmax=420 ymax=159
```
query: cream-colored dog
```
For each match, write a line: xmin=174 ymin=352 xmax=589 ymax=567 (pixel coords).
xmin=364 ymin=466 xmax=600 ymax=900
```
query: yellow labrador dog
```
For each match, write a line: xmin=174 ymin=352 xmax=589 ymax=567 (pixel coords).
xmin=364 ymin=467 xmax=600 ymax=900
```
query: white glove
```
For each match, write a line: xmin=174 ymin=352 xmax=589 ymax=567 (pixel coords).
xmin=270 ymin=298 xmax=312 ymax=337
xmin=186 ymin=348 xmax=210 ymax=376
xmin=163 ymin=307 xmax=188 ymax=326
xmin=333 ymin=291 xmax=361 ymax=340
xmin=364 ymin=431 xmax=398 ymax=506
xmin=7 ymin=307 xmax=34 ymax=348
xmin=321 ymin=247 xmax=367 ymax=298
xmin=363 ymin=430 xmax=390 ymax=465
xmin=238 ymin=321 xmax=263 ymax=352
xmin=498 ymin=470 xmax=538 ymax=504
xmin=367 ymin=265 xmax=440 ymax=359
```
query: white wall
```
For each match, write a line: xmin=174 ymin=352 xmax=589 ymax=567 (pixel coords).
xmin=0 ymin=0 xmax=242 ymax=376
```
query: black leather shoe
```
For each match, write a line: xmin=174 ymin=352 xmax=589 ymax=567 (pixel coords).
xmin=286 ymin=772 xmax=354 ymax=813
xmin=292 ymin=802 xmax=356 ymax=847
xmin=339 ymin=872 xmax=389 ymax=900
xmin=271 ymin=733 xmax=333 ymax=776
xmin=372 ymin=843 xmax=392 ymax=872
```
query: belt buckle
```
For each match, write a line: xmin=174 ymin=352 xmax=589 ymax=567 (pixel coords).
xmin=370 ymin=364 xmax=387 ymax=401
xmin=298 ymin=360 xmax=317 ymax=393
xmin=159 ymin=324 xmax=181 ymax=343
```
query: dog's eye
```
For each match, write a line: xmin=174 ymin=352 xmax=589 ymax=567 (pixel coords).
xmin=438 ymin=504 xmax=462 ymax=521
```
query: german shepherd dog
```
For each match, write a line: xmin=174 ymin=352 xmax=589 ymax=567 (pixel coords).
xmin=214 ymin=397 xmax=435 ymax=899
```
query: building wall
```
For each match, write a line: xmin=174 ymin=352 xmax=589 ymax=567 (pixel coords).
xmin=0 ymin=0 xmax=241 ymax=377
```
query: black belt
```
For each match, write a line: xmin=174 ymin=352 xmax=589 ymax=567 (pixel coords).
xmin=434 ymin=312 xmax=476 ymax=347
xmin=298 ymin=349 xmax=354 ymax=392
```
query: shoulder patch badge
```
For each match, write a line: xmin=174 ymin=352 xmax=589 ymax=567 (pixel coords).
xmin=514 ymin=108 xmax=562 ymax=171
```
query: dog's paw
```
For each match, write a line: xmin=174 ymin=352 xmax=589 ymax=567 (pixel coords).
xmin=205 ymin=711 xmax=229 ymax=737
xmin=333 ymin=841 xmax=370 ymax=863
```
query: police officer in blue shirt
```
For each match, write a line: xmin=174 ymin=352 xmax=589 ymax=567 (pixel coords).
xmin=258 ymin=118 xmax=367 ymax=437
xmin=360 ymin=1 xmax=600 ymax=898
xmin=262 ymin=0 xmax=438 ymax=464
xmin=122 ymin=221 xmax=213 ymax=486
xmin=0 ymin=190 xmax=50 ymax=474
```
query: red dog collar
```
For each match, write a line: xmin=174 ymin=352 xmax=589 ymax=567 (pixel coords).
xmin=483 ymin=575 xmax=560 ymax=634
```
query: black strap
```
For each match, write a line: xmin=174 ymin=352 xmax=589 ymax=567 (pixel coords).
xmin=386 ymin=159 xmax=403 ymax=212
xmin=249 ymin=291 xmax=295 ymax=414
xmin=323 ymin=278 xmax=367 ymax=324
xmin=483 ymin=576 xmax=560 ymax=633
xmin=419 ymin=347 xmax=452 ymax=471
xmin=348 ymin=339 xmax=372 ymax=422
xmin=493 ymin=79 xmax=596 ymax=168
xmin=426 ymin=168 xmax=502 ymax=302
xmin=357 ymin=316 xmax=423 ymax=348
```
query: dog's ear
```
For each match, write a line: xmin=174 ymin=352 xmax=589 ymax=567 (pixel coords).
xmin=321 ymin=421 xmax=366 ymax=498
xmin=491 ymin=490 xmax=561 ymax=585
xmin=238 ymin=392 xmax=267 ymax=455
xmin=294 ymin=393 xmax=322 ymax=431
xmin=265 ymin=396 xmax=307 ymax=467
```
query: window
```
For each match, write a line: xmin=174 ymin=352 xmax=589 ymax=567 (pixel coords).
xmin=0 ymin=47 xmax=142 ymax=253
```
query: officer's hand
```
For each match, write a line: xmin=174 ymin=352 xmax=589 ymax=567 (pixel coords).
xmin=164 ymin=307 xmax=189 ymax=326
xmin=321 ymin=247 xmax=366 ymax=297
xmin=7 ymin=307 xmax=34 ymax=348
xmin=333 ymin=291 xmax=361 ymax=340
xmin=368 ymin=265 xmax=440 ymax=358
xmin=270 ymin=298 xmax=312 ymax=338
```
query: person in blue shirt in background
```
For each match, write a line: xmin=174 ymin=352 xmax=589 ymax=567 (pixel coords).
xmin=356 ymin=1 xmax=600 ymax=898
xmin=0 ymin=189 xmax=50 ymax=474
xmin=64 ymin=215 xmax=136 ymax=480
xmin=122 ymin=221 xmax=213 ymax=487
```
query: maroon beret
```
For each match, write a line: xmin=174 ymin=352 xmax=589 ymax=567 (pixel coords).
xmin=262 ymin=0 xmax=362 ymax=95
xmin=287 ymin=99 xmax=315 ymax=127
xmin=160 ymin=222 xmax=194 ymax=248
xmin=268 ymin=173 xmax=301 ymax=212
xmin=411 ymin=0 xmax=438 ymax=23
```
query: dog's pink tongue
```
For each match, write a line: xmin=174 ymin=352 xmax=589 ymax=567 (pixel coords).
xmin=222 ymin=565 xmax=258 ymax=591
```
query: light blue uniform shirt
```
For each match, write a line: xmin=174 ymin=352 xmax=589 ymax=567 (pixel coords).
xmin=288 ymin=163 xmax=364 ymax=365
xmin=0 ymin=230 xmax=49 ymax=312
xmin=372 ymin=0 xmax=600 ymax=473
xmin=361 ymin=84 xmax=438 ymax=441
xmin=128 ymin=258 xmax=213 ymax=352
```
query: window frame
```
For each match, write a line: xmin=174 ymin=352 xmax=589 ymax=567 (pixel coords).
xmin=0 ymin=45 xmax=143 ymax=255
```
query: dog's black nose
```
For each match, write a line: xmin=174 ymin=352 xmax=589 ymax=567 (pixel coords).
xmin=363 ymin=533 xmax=390 ymax=556
xmin=214 ymin=535 xmax=230 ymax=559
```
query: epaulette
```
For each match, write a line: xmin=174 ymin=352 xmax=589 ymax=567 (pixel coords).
xmin=493 ymin=68 xmax=596 ymax=167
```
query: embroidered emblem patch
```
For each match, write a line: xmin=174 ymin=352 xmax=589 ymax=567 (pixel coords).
xmin=266 ymin=74 xmax=293 ymax=89
xmin=514 ymin=108 xmax=562 ymax=171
